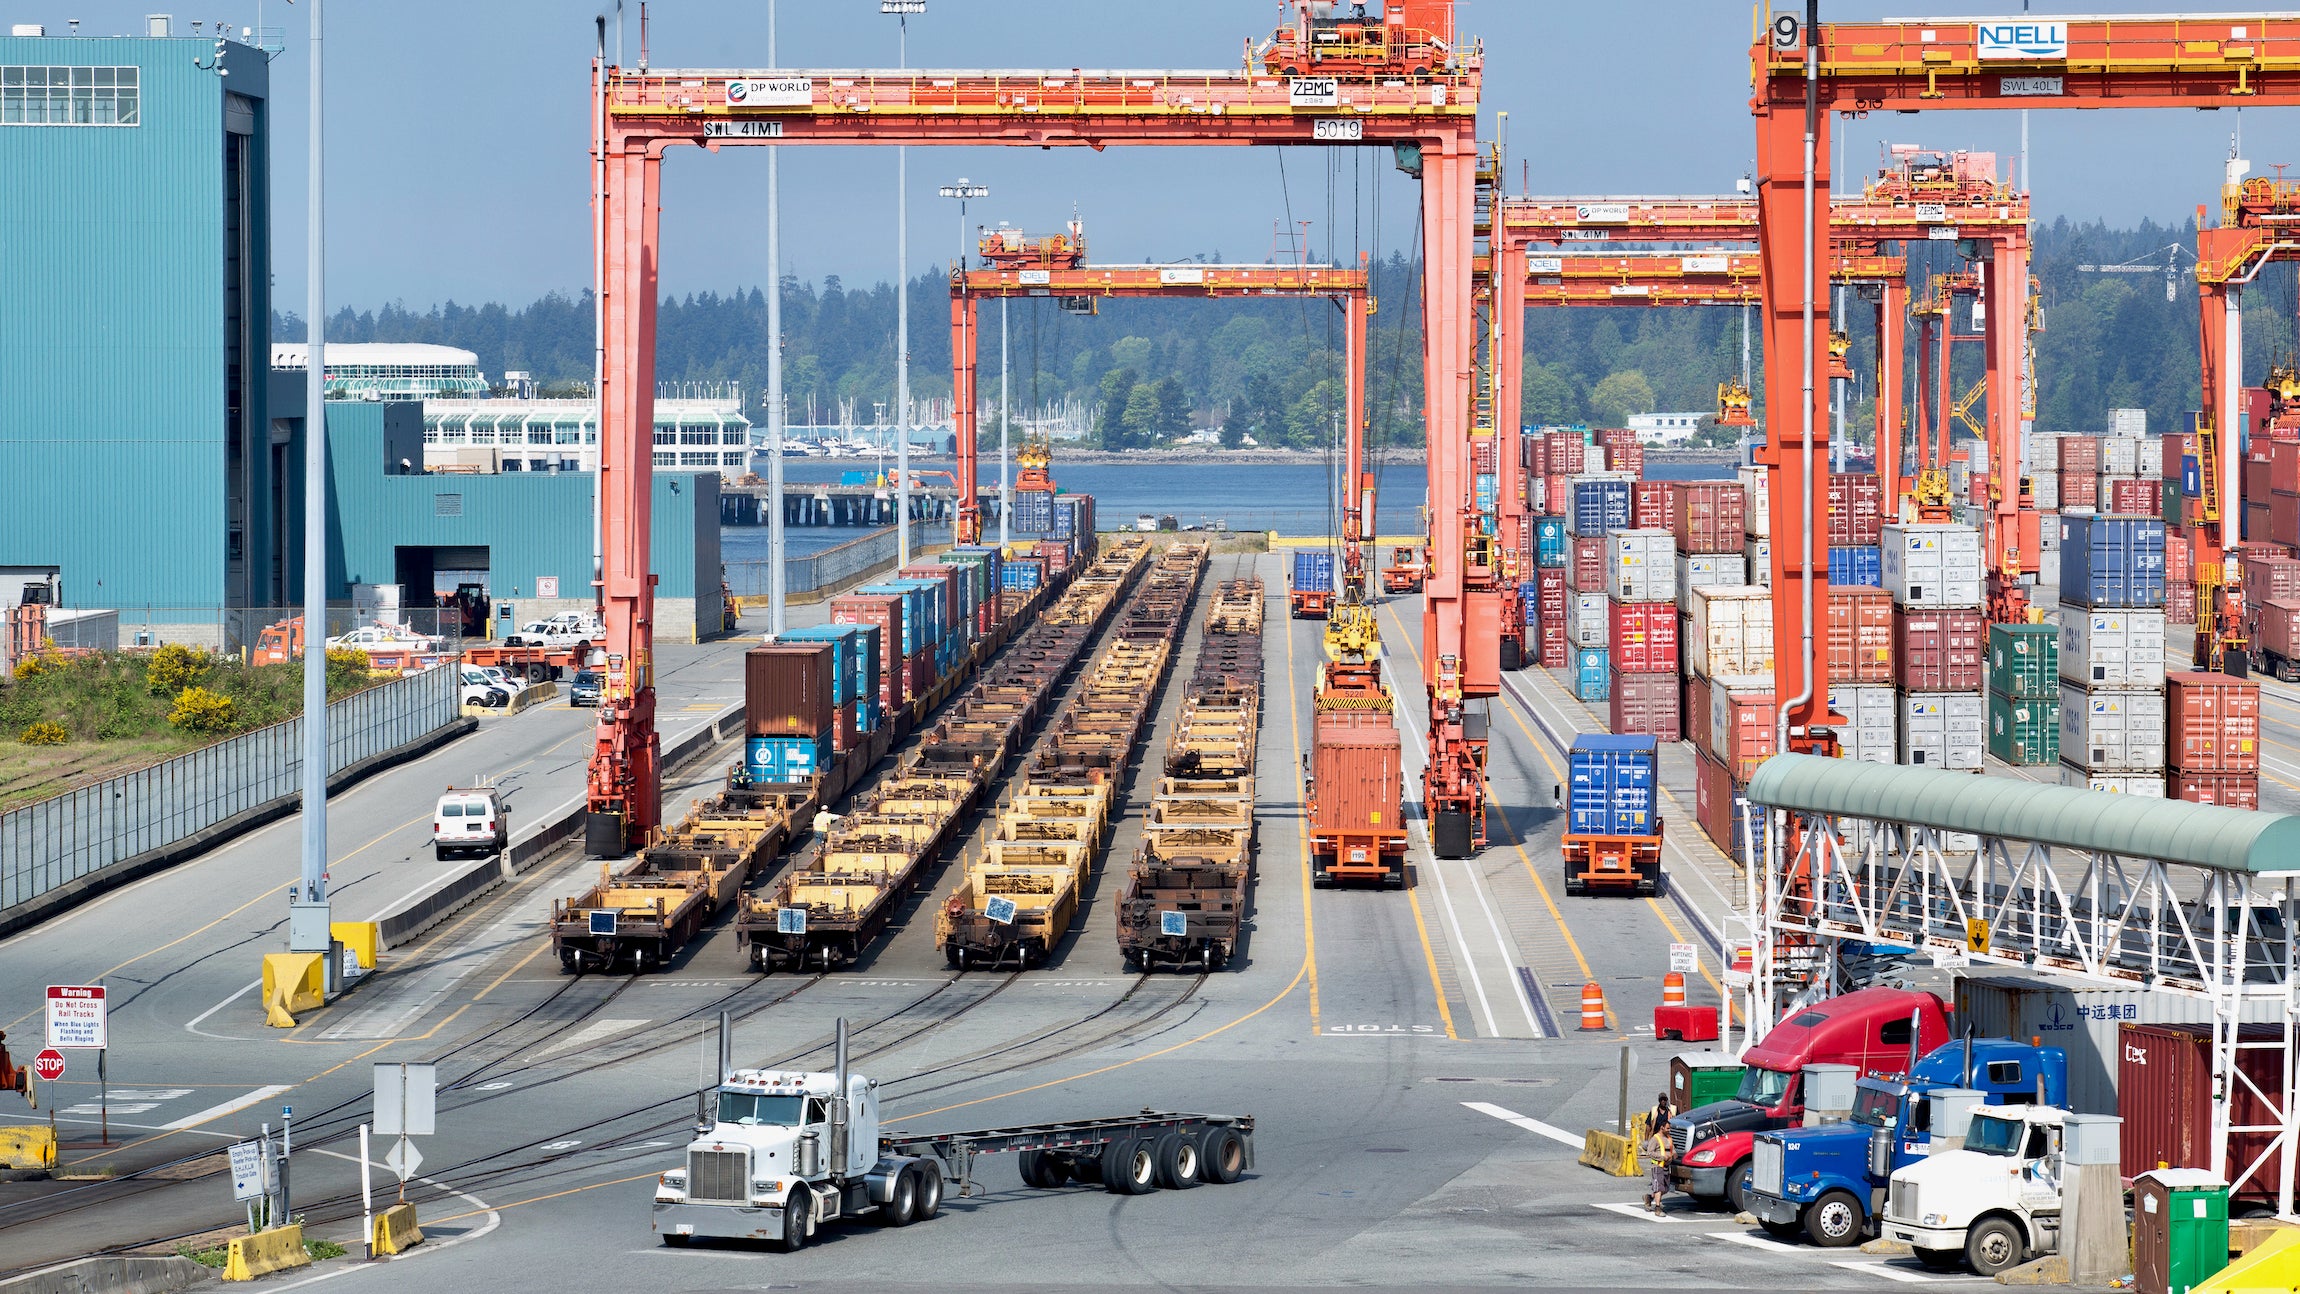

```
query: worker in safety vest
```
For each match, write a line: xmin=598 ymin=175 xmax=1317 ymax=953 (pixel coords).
xmin=0 ymin=1030 xmax=25 ymax=1099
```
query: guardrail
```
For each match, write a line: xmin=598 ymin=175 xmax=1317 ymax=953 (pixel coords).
xmin=0 ymin=667 xmax=469 ymax=936
xmin=372 ymin=702 xmax=748 ymax=949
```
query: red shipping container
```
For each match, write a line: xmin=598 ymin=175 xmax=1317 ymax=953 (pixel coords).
xmin=2246 ymin=550 xmax=2300 ymax=602
xmin=1311 ymin=709 xmax=1406 ymax=845
xmin=2246 ymin=448 xmax=2276 ymax=506
xmin=908 ymin=648 xmax=938 ymax=697
xmin=2162 ymin=430 xmax=2200 ymax=482
xmin=1672 ymin=481 xmax=1748 ymax=555
xmin=2246 ymin=501 xmax=2272 ymax=544
xmin=1606 ymin=444 xmax=1645 ymax=477
xmin=829 ymin=699 xmax=858 ymax=753
xmin=1472 ymin=438 xmax=1497 ymax=474
xmin=830 ymin=593 xmax=909 ymax=707
xmin=2276 ymin=493 xmax=2300 ymax=548
xmin=1827 ymin=473 xmax=1884 ymax=547
xmin=745 ymin=644 xmax=836 ymax=738
xmin=1546 ymin=476 xmax=1571 ymax=515
xmin=2274 ymin=440 xmax=2300 ymax=495
xmin=1538 ymin=620 xmax=1569 ymax=669
xmin=1571 ymin=536 xmax=1606 ymax=592
xmin=1536 ymin=566 xmax=1568 ymax=616
xmin=1826 ymin=586 xmax=1894 ymax=684
xmin=2257 ymin=598 xmax=2300 ymax=662
xmin=2057 ymin=435 xmax=2100 ymax=476
xmin=1891 ymin=606 xmax=1985 ymax=691
xmin=1968 ymin=471 xmax=1992 ymax=507
xmin=2164 ymin=528 xmax=2193 ymax=583
xmin=2168 ymin=771 xmax=2260 ymax=809
xmin=1706 ymin=685 xmax=1777 ymax=783
xmin=1545 ymin=432 xmax=1585 ymax=476
xmin=2166 ymin=670 xmax=2260 ymax=772
xmin=2119 ymin=1023 xmax=2288 ymax=1213
xmin=1631 ymin=480 xmax=1671 ymax=530
xmin=1694 ymin=749 xmax=1752 ymax=860
xmin=2164 ymin=581 xmax=2196 ymax=624
xmin=1608 ymin=600 xmax=1680 ymax=674
xmin=2062 ymin=472 xmax=2100 ymax=510
xmin=2107 ymin=477 xmax=2156 ymax=515
xmin=1683 ymin=672 xmax=1709 ymax=756
xmin=1609 ymin=670 xmax=1681 ymax=742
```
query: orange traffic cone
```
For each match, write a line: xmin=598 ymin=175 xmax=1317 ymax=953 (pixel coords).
xmin=1662 ymin=972 xmax=1686 ymax=1008
xmin=1579 ymin=982 xmax=1607 ymax=1031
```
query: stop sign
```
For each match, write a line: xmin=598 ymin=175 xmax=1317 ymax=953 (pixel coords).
xmin=31 ymin=1049 xmax=64 ymax=1083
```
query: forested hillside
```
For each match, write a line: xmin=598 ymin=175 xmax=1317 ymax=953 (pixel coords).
xmin=278 ymin=215 xmax=2300 ymax=447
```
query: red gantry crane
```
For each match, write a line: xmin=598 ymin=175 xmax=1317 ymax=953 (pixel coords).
xmin=589 ymin=5 xmax=1482 ymax=855
xmin=951 ymin=220 xmax=1374 ymax=591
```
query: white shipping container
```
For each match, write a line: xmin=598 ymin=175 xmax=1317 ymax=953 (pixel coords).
xmin=1738 ymin=464 xmax=1771 ymax=538
xmin=1675 ymin=553 xmax=1748 ymax=612
xmin=2100 ymin=435 xmax=2142 ymax=476
xmin=1745 ymin=538 xmax=1772 ymax=587
xmin=1948 ymin=460 xmax=1972 ymax=499
xmin=1686 ymin=585 xmax=1775 ymax=679
xmin=1901 ymin=691 xmax=1985 ymax=770
xmin=1956 ymin=974 xmax=2279 ymax=1117
xmin=2024 ymin=432 xmax=2062 ymax=472
xmin=2109 ymin=408 xmax=2147 ymax=437
xmin=2056 ymin=764 xmax=2167 ymax=797
xmin=2057 ymin=606 xmax=2167 ymax=688
xmin=1881 ymin=523 xmax=1985 ymax=608
xmin=1827 ymin=683 xmax=1898 ymax=764
xmin=1607 ymin=529 xmax=1677 ymax=602
xmin=2030 ymin=469 xmax=2059 ymax=512
xmin=2058 ymin=684 xmax=2167 ymax=772
xmin=1570 ymin=592 xmax=1608 ymax=648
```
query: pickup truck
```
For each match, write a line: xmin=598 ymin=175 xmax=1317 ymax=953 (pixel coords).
xmin=504 ymin=615 xmax=600 ymax=649
xmin=1668 ymin=987 xmax=1953 ymax=1213
xmin=1746 ymin=1038 xmax=2069 ymax=1246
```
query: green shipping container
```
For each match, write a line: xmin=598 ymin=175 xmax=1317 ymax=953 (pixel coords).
xmin=2164 ymin=477 xmax=2182 ymax=525
xmin=1987 ymin=622 xmax=2059 ymax=699
xmin=1987 ymin=690 xmax=2060 ymax=766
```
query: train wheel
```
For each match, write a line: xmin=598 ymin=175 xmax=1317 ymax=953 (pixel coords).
xmin=945 ymin=945 xmax=963 ymax=969
xmin=558 ymin=948 xmax=577 ymax=974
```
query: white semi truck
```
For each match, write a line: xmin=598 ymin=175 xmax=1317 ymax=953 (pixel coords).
xmin=651 ymin=1020 xmax=1255 ymax=1250
xmin=1880 ymin=1104 xmax=2068 ymax=1276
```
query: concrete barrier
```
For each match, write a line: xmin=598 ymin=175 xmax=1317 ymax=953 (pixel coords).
xmin=0 ymin=1125 xmax=55 ymax=1170
xmin=369 ymin=1202 xmax=423 ymax=1256
xmin=0 ymin=1255 xmax=216 ymax=1294
xmin=372 ymin=703 xmax=745 ymax=951
xmin=462 ymin=681 xmax=559 ymax=719
xmin=330 ymin=921 xmax=379 ymax=970
xmin=261 ymin=952 xmax=325 ymax=1028
xmin=222 ymin=1224 xmax=309 ymax=1282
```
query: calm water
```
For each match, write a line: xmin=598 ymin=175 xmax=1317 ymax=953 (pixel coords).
xmin=725 ymin=456 xmax=1736 ymax=541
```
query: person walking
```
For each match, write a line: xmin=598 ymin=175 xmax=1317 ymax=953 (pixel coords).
xmin=1642 ymin=1094 xmax=1675 ymax=1216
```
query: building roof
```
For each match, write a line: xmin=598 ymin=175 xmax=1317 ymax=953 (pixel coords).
xmin=1746 ymin=753 xmax=2300 ymax=875
xmin=272 ymin=342 xmax=480 ymax=370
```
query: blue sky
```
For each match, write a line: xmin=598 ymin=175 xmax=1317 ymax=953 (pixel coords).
xmin=26 ymin=1 xmax=2297 ymax=307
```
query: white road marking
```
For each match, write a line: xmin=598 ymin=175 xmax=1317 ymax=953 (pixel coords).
xmin=1832 ymin=1260 xmax=1953 ymax=1284
xmin=534 ymin=1018 xmax=651 ymax=1058
xmin=62 ymin=1103 xmax=159 ymax=1115
xmin=1460 ymin=1100 xmax=1582 ymax=1149
xmin=319 ymin=920 xmax=522 ymax=1040
xmin=1589 ymin=1201 xmax=1670 ymax=1224
xmin=185 ymin=979 xmax=260 ymax=1040
xmin=1708 ymin=1230 xmax=1794 ymax=1251
xmin=163 ymin=1084 xmax=295 ymax=1130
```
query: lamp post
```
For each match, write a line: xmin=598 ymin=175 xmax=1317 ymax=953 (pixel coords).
xmin=293 ymin=0 xmax=331 ymax=981
xmin=766 ymin=0 xmax=786 ymax=633
xmin=883 ymin=1 xmax=923 ymax=563
xmin=939 ymin=179 xmax=987 ymax=539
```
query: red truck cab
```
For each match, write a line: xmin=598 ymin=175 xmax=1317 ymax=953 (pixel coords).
xmin=1668 ymin=987 xmax=1952 ymax=1212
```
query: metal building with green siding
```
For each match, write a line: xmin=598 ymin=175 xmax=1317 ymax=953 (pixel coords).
xmin=0 ymin=25 xmax=277 ymax=618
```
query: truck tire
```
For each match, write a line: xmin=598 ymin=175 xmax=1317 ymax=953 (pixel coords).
xmin=1724 ymin=1159 xmax=1754 ymax=1215
xmin=880 ymin=1167 xmax=919 ymax=1225
xmin=1964 ymin=1217 xmax=2024 ymax=1276
xmin=1018 ymin=1150 xmax=1055 ymax=1189
xmin=1152 ymin=1131 xmax=1201 ymax=1189
xmin=1102 ymin=1138 xmax=1158 ymax=1195
xmin=913 ymin=1164 xmax=942 ymax=1220
xmin=780 ymin=1187 xmax=811 ymax=1252
xmin=1200 ymin=1126 xmax=1247 ymax=1184
xmin=1758 ymin=1218 xmax=1802 ymax=1240
xmin=1805 ymin=1190 xmax=1863 ymax=1247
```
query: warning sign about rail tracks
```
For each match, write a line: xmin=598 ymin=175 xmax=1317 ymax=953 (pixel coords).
xmin=1161 ymin=911 xmax=1188 ymax=938
xmin=45 ymin=985 xmax=105 ymax=1050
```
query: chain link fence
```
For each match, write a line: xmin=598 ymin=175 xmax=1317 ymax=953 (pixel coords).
xmin=1 ymin=665 xmax=460 ymax=914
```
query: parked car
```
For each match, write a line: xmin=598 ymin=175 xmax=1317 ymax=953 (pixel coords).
xmin=432 ymin=786 xmax=507 ymax=858
xmin=569 ymin=669 xmax=602 ymax=706
xmin=458 ymin=667 xmax=511 ymax=708
xmin=328 ymin=624 xmax=439 ymax=653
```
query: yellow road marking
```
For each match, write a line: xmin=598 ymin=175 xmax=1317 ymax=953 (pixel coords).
xmin=1404 ymin=886 xmax=1461 ymax=1040
xmin=1282 ymin=602 xmax=1323 ymax=1036
xmin=420 ymin=1171 xmax=660 ymax=1227
xmin=476 ymin=939 xmax=556 ymax=1001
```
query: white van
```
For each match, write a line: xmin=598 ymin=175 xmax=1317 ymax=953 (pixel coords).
xmin=457 ymin=666 xmax=511 ymax=708
xmin=432 ymin=787 xmax=508 ymax=858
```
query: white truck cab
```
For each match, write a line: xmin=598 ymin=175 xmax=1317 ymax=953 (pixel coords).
xmin=1882 ymin=1103 xmax=2066 ymax=1276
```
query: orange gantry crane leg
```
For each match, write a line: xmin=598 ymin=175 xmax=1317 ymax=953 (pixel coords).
xmin=1874 ymin=275 xmax=1907 ymax=515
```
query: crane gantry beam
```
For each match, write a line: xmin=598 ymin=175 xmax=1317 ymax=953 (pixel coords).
xmin=589 ymin=8 xmax=1488 ymax=856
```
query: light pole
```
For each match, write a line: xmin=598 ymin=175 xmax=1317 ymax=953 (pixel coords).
xmin=939 ymin=178 xmax=987 ymax=539
xmin=292 ymin=0 xmax=332 ymax=981
xmin=999 ymin=298 xmax=1010 ymax=549
xmin=883 ymin=1 xmax=923 ymax=564
xmin=766 ymin=0 xmax=786 ymax=634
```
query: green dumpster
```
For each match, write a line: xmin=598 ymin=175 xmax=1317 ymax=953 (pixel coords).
xmin=2136 ymin=1168 xmax=2230 ymax=1294
xmin=1669 ymin=1051 xmax=1744 ymax=1113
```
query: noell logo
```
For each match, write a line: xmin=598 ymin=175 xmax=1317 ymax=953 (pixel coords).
xmin=1978 ymin=21 xmax=2068 ymax=60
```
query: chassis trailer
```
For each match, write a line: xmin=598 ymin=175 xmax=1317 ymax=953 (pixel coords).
xmin=652 ymin=1021 xmax=1254 ymax=1251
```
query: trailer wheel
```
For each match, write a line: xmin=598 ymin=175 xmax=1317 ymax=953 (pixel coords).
xmin=1019 ymin=1149 xmax=1056 ymax=1189
xmin=913 ymin=1165 xmax=942 ymax=1220
xmin=1806 ymin=1190 xmax=1862 ymax=1247
xmin=780 ymin=1188 xmax=811 ymax=1252
xmin=1102 ymin=1138 xmax=1158 ymax=1195
xmin=1153 ymin=1131 xmax=1201 ymax=1189
xmin=881 ymin=1167 xmax=920 ymax=1225
xmin=558 ymin=948 xmax=576 ymax=974
xmin=1200 ymin=1126 xmax=1247 ymax=1184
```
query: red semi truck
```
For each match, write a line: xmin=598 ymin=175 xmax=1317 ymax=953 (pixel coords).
xmin=1667 ymin=987 xmax=1953 ymax=1213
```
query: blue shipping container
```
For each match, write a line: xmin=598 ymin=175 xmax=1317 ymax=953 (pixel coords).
xmin=1293 ymin=550 xmax=1337 ymax=592
xmin=839 ymin=470 xmax=875 ymax=487
xmin=1827 ymin=546 xmax=1883 ymax=588
xmin=1000 ymin=562 xmax=1043 ymax=591
xmin=744 ymin=735 xmax=784 ymax=783
xmin=1570 ymin=647 xmax=1611 ymax=702
xmin=1566 ymin=733 xmax=1659 ymax=838
xmin=2059 ymin=514 xmax=2166 ymax=608
xmin=2181 ymin=456 xmax=2200 ymax=498
xmin=1568 ymin=480 xmax=1632 ymax=538
xmin=856 ymin=584 xmax=920 ymax=655
xmin=748 ymin=734 xmax=829 ymax=783
xmin=776 ymin=626 xmax=859 ymax=705
xmin=1535 ymin=517 xmax=1568 ymax=568
xmin=1475 ymin=473 xmax=1497 ymax=515
xmin=1012 ymin=490 xmax=1056 ymax=534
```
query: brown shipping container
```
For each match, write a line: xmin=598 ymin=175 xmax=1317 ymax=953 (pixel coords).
xmin=1311 ymin=710 xmax=1404 ymax=838
xmin=2247 ymin=448 xmax=2275 ymax=506
xmin=2245 ymin=551 xmax=2300 ymax=603
xmin=1694 ymin=750 xmax=1750 ymax=860
xmin=1684 ymin=672 xmax=1711 ymax=757
xmin=2277 ymin=493 xmax=2300 ymax=549
xmin=2259 ymin=598 xmax=2300 ymax=662
xmin=1673 ymin=481 xmax=1747 ymax=555
xmin=1709 ymin=685 xmax=1777 ymax=783
xmin=2120 ymin=1023 xmax=2288 ymax=1210
xmin=1572 ymin=536 xmax=1606 ymax=593
xmin=2168 ymin=771 xmax=2260 ymax=809
xmin=1545 ymin=432 xmax=1585 ymax=476
xmin=2164 ymin=529 xmax=2193 ymax=584
xmin=745 ymin=644 xmax=836 ymax=738
xmin=2247 ymin=501 xmax=2273 ymax=547
xmin=1827 ymin=473 xmax=1885 ymax=547
xmin=1537 ymin=567 xmax=1568 ymax=618
xmin=2162 ymin=431 xmax=2199 ymax=482
xmin=1826 ymin=586 xmax=1894 ymax=684
xmin=2107 ymin=477 xmax=2157 ymax=515
xmin=2166 ymin=670 xmax=2260 ymax=773
xmin=1892 ymin=606 xmax=1985 ymax=692
xmin=2062 ymin=472 xmax=2100 ymax=510
xmin=1608 ymin=670 xmax=1681 ymax=742
xmin=1473 ymin=438 xmax=1497 ymax=474
xmin=829 ymin=700 xmax=858 ymax=753
xmin=1608 ymin=444 xmax=1645 ymax=477
xmin=2275 ymin=440 xmax=2300 ymax=495
xmin=2057 ymin=435 xmax=2100 ymax=476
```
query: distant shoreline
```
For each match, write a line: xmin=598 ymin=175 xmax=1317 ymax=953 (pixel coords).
xmin=859 ymin=446 xmax=1743 ymax=468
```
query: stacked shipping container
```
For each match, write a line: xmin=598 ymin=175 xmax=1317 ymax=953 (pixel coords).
xmin=2057 ymin=514 xmax=2169 ymax=797
xmin=2164 ymin=671 xmax=2261 ymax=807
xmin=1882 ymin=523 xmax=1987 ymax=776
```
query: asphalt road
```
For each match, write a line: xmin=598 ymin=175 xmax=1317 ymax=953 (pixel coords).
xmin=0 ymin=552 xmax=2155 ymax=1290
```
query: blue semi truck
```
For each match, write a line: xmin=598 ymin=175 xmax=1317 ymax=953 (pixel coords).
xmin=1745 ymin=1038 xmax=2068 ymax=1247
